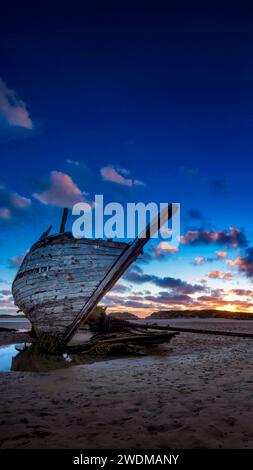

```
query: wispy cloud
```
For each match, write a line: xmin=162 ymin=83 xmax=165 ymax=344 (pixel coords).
xmin=110 ymin=283 xmax=130 ymax=294
xmin=216 ymin=251 xmax=228 ymax=259
xmin=10 ymin=193 xmax=31 ymax=209
xmin=124 ymin=266 xmax=206 ymax=295
xmin=208 ymin=270 xmax=233 ymax=280
xmin=229 ymin=288 xmax=253 ymax=296
xmin=66 ymin=159 xmax=82 ymax=167
xmin=0 ymin=78 xmax=33 ymax=129
xmin=0 ymin=289 xmax=11 ymax=296
xmin=0 ymin=186 xmax=31 ymax=221
xmin=9 ymin=252 xmax=27 ymax=268
xmin=193 ymin=251 xmax=229 ymax=265
xmin=100 ymin=165 xmax=145 ymax=187
xmin=194 ymin=256 xmax=206 ymax=265
xmin=0 ymin=208 xmax=11 ymax=220
xmin=150 ymin=241 xmax=179 ymax=259
xmin=66 ymin=159 xmax=88 ymax=170
xmin=196 ymin=277 xmax=207 ymax=284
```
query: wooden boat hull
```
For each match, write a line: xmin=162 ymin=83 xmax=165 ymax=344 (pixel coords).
xmin=11 ymin=205 xmax=174 ymax=353
xmin=12 ymin=233 xmax=128 ymax=346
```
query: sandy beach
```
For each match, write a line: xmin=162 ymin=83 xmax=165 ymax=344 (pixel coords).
xmin=0 ymin=319 xmax=253 ymax=449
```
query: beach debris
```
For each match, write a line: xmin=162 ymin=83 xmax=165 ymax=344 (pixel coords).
xmin=68 ymin=308 xmax=178 ymax=356
xmin=127 ymin=321 xmax=253 ymax=339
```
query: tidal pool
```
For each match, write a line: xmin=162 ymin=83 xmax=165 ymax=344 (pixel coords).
xmin=0 ymin=343 xmax=72 ymax=372
xmin=0 ymin=343 xmax=22 ymax=372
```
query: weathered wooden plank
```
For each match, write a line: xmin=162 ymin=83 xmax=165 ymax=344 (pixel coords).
xmin=15 ymin=242 xmax=126 ymax=282
xmin=14 ymin=270 xmax=110 ymax=289
xmin=24 ymin=290 xmax=91 ymax=305
xmin=27 ymin=246 xmax=124 ymax=261
xmin=30 ymin=237 xmax=128 ymax=252
xmin=13 ymin=271 xmax=109 ymax=292
xmin=19 ymin=256 xmax=119 ymax=273
xmin=17 ymin=252 xmax=121 ymax=273
xmin=16 ymin=278 xmax=98 ymax=295
xmin=13 ymin=281 xmax=97 ymax=300
xmin=27 ymin=251 xmax=122 ymax=263
xmin=14 ymin=281 xmax=93 ymax=299
xmin=15 ymin=264 xmax=111 ymax=282
xmin=32 ymin=241 xmax=125 ymax=252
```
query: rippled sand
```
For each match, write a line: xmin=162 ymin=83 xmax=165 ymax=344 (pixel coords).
xmin=0 ymin=319 xmax=253 ymax=449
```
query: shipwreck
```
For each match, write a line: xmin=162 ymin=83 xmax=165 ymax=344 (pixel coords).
xmin=12 ymin=205 xmax=178 ymax=354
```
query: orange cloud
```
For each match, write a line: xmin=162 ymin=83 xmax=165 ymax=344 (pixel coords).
xmin=33 ymin=171 xmax=89 ymax=208
xmin=158 ymin=242 xmax=178 ymax=252
xmin=208 ymin=270 xmax=233 ymax=280
xmin=226 ymin=259 xmax=235 ymax=267
xmin=152 ymin=241 xmax=179 ymax=258
xmin=216 ymin=251 xmax=227 ymax=259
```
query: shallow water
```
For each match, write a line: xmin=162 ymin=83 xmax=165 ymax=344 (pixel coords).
xmin=0 ymin=343 xmax=22 ymax=372
xmin=0 ymin=341 xmax=150 ymax=372
xmin=0 ymin=318 xmax=27 ymax=322
xmin=0 ymin=343 xmax=73 ymax=372
xmin=0 ymin=318 xmax=31 ymax=331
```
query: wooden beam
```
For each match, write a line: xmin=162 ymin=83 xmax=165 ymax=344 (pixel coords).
xmin=161 ymin=325 xmax=253 ymax=339
xmin=67 ymin=332 xmax=178 ymax=354
xmin=39 ymin=225 xmax=53 ymax=241
xmin=113 ymin=321 xmax=253 ymax=340
xmin=60 ymin=208 xmax=69 ymax=233
xmin=64 ymin=204 xmax=174 ymax=344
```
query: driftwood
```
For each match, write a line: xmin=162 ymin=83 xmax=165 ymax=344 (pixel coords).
xmin=26 ymin=308 xmax=179 ymax=355
xmin=66 ymin=310 xmax=178 ymax=356
xmin=119 ymin=320 xmax=253 ymax=340
xmin=67 ymin=331 xmax=178 ymax=356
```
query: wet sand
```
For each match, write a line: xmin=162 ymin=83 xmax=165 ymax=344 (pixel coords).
xmin=0 ymin=319 xmax=253 ymax=449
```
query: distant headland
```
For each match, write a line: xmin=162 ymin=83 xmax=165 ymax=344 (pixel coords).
xmin=1 ymin=309 xmax=253 ymax=322
xmin=108 ymin=310 xmax=253 ymax=321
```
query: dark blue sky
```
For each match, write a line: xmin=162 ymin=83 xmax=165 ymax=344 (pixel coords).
xmin=1 ymin=3 xmax=253 ymax=315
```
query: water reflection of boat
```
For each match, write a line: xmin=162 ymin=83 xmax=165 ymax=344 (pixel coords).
xmin=15 ymin=343 xmax=30 ymax=352
xmin=11 ymin=345 xmax=71 ymax=372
